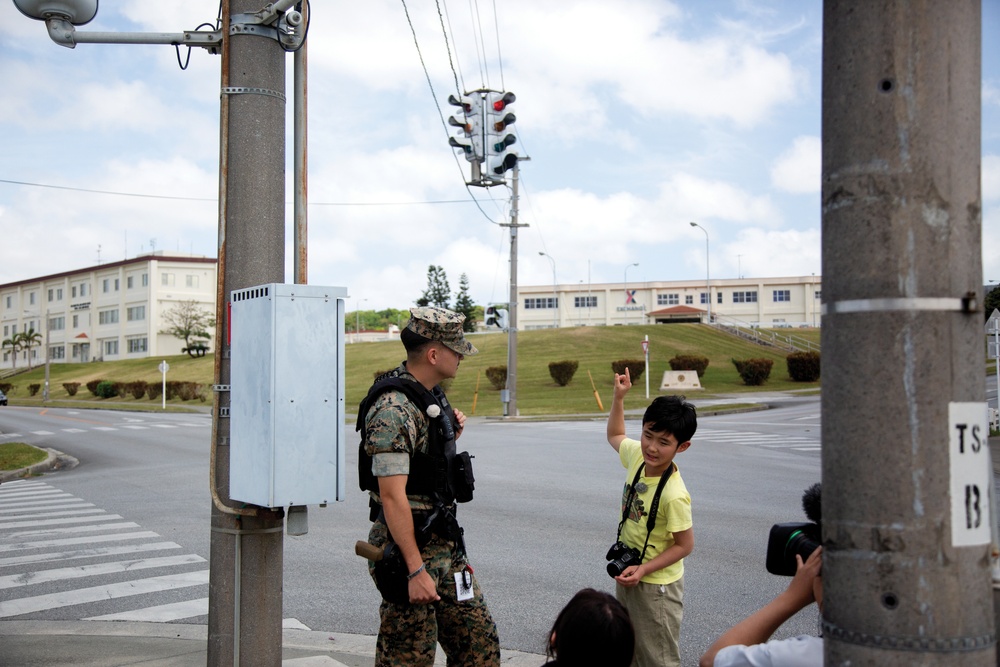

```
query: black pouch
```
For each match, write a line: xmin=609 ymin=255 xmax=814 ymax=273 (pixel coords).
xmin=372 ymin=541 xmax=410 ymax=605
xmin=452 ymin=451 xmax=476 ymax=503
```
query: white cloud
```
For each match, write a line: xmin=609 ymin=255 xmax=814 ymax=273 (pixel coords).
xmin=771 ymin=135 xmax=821 ymax=194
xmin=984 ymin=154 xmax=1000 ymax=202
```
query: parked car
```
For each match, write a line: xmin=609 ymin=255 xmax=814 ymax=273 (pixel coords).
xmin=0 ymin=389 xmax=7 ymax=406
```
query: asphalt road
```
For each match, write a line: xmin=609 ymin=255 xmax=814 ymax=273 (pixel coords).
xmin=0 ymin=396 xmax=829 ymax=662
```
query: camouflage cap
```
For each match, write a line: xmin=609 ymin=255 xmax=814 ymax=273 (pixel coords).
xmin=406 ymin=306 xmax=479 ymax=356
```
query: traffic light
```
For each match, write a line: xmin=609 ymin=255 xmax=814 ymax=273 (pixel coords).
xmin=484 ymin=305 xmax=509 ymax=329
xmin=485 ymin=91 xmax=517 ymax=179
xmin=447 ymin=93 xmax=483 ymax=163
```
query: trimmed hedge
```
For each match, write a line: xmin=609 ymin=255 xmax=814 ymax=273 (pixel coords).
xmin=63 ymin=382 xmax=80 ymax=396
xmin=548 ymin=360 xmax=579 ymax=387
xmin=611 ymin=359 xmax=645 ymax=382
xmin=95 ymin=381 xmax=118 ymax=399
xmin=732 ymin=358 xmax=774 ymax=386
xmin=485 ymin=366 xmax=507 ymax=390
xmin=786 ymin=351 xmax=821 ymax=382
xmin=668 ymin=354 xmax=710 ymax=378
xmin=27 ymin=384 xmax=41 ymax=396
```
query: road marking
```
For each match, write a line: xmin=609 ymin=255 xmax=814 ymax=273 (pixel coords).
xmin=0 ymin=570 xmax=210 ymax=618
xmin=86 ymin=596 xmax=209 ymax=622
xmin=0 ymin=514 xmax=124 ymax=531
xmin=91 ymin=427 xmax=118 ymax=431
xmin=120 ymin=425 xmax=148 ymax=430
xmin=0 ymin=530 xmax=162 ymax=553
xmin=60 ymin=428 xmax=87 ymax=433
xmin=5 ymin=522 xmax=141 ymax=539
xmin=29 ymin=431 xmax=55 ymax=435
xmin=0 ymin=554 xmax=206 ymax=589
xmin=0 ymin=501 xmax=93 ymax=513
xmin=0 ymin=542 xmax=181 ymax=567
xmin=0 ymin=508 xmax=104 ymax=520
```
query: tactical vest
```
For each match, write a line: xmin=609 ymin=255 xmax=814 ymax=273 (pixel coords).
xmin=356 ymin=370 xmax=473 ymax=505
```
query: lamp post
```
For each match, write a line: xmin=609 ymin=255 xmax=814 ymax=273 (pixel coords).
xmin=355 ymin=298 xmax=367 ymax=343
xmin=624 ymin=262 xmax=639 ymax=325
xmin=690 ymin=222 xmax=711 ymax=323
xmin=538 ymin=252 xmax=557 ymax=328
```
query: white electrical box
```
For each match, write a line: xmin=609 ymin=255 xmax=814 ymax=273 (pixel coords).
xmin=229 ymin=283 xmax=348 ymax=507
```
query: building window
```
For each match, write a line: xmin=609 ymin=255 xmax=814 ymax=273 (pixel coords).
xmin=72 ymin=314 xmax=79 ymax=328
xmin=685 ymin=295 xmax=693 ymax=305
xmin=80 ymin=283 xmax=88 ymax=297
xmin=186 ymin=275 xmax=199 ymax=288
xmin=29 ymin=292 xmax=36 ymax=305
xmin=733 ymin=291 xmax=759 ymax=303
xmin=657 ymin=294 xmax=679 ymax=306
xmin=127 ymin=337 xmax=148 ymax=353
xmin=162 ymin=273 xmax=175 ymax=287
xmin=814 ymin=290 xmax=822 ymax=300
xmin=98 ymin=309 xmax=119 ymax=325
xmin=102 ymin=278 xmax=110 ymax=293
xmin=127 ymin=305 xmax=146 ymax=321
xmin=127 ymin=276 xmax=134 ymax=289
xmin=773 ymin=289 xmax=791 ymax=302
xmin=2 ymin=325 xmax=7 ymax=337
xmin=574 ymin=296 xmax=598 ymax=308
xmin=47 ymin=288 xmax=54 ymax=302
xmin=524 ymin=297 xmax=558 ymax=309
xmin=72 ymin=286 xmax=77 ymax=298
xmin=4 ymin=296 xmax=11 ymax=308
xmin=142 ymin=273 xmax=148 ymax=287
xmin=103 ymin=339 xmax=119 ymax=356
xmin=717 ymin=292 xmax=723 ymax=304
xmin=48 ymin=316 xmax=65 ymax=331
xmin=115 ymin=278 xmax=120 ymax=291
xmin=50 ymin=346 xmax=66 ymax=360
xmin=700 ymin=292 xmax=709 ymax=304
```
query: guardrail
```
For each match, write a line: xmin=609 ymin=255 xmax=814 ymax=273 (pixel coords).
xmin=709 ymin=316 xmax=820 ymax=353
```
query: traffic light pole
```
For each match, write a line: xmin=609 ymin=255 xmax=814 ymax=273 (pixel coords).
xmin=502 ymin=162 xmax=527 ymax=417
xmin=822 ymin=2 xmax=993 ymax=664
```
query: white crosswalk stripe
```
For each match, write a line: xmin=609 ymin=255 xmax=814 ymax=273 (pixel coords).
xmin=695 ymin=428 xmax=821 ymax=452
xmin=0 ymin=480 xmax=209 ymax=623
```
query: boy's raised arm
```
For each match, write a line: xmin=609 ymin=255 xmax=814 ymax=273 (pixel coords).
xmin=606 ymin=368 xmax=632 ymax=452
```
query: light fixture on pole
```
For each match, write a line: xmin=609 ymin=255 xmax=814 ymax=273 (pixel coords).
xmin=624 ymin=262 xmax=639 ymax=325
xmin=538 ymin=252 xmax=557 ymax=329
xmin=690 ymin=222 xmax=711 ymax=323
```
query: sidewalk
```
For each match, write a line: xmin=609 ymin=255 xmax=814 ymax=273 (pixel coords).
xmin=0 ymin=620 xmax=546 ymax=666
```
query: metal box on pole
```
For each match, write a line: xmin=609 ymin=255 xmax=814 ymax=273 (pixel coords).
xmin=229 ymin=283 xmax=347 ymax=507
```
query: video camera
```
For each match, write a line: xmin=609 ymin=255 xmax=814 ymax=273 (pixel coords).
xmin=765 ymin=483 xmax=822 ymax=576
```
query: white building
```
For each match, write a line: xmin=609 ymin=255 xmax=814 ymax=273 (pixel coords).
xmin=1 ymin=253 xmax=218 ymax=370
xmin=515 ymin=275 xmax=823 ymax=329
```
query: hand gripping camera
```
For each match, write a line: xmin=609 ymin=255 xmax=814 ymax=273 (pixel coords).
xmin=606 ymin=541 xmax=642 ymax=578
xmin=765 ymin=483 xmax=822 ymax=576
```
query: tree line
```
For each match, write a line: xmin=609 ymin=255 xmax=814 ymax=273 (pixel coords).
xmin=351 ymin=266 xmax=482 ymax=333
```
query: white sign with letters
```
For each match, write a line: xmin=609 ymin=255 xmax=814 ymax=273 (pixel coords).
xmin=949 ymin=402 xmax=990 ymax=547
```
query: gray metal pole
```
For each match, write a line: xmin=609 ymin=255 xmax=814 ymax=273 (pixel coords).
xmin=506 ymin=163 xmax=521 ymax=416
xmin=822 ymin=2 xmax=992 ymax=665
xmin=208 ymin=1 xmax=287 ymax=664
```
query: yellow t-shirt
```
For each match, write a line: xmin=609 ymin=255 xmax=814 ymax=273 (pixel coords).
xmin=617 ymin=438 xmax=692 ymax=585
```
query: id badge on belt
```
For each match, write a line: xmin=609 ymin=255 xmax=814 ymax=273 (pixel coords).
xmin=454 ymin=565 xmax=474 ymax=601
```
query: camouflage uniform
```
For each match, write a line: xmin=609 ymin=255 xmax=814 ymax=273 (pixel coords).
xmin=364 ymin=307 xmax=500 ymax=667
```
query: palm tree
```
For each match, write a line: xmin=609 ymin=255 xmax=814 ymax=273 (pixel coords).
xmin=2 ymin=335 xmax=23 ymax=370
xmin=19 ymin=328 xmax=42 ymax=370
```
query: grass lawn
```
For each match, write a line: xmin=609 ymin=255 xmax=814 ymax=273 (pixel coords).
xmin=0 ymin=442 xmax=47 ymax=471
xmin=1 ymin=324 xmax=819 ymax=416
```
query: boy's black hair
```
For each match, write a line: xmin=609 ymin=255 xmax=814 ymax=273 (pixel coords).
xmin=546 ymin=588 xmax=634 ymax=667
xmin=642 ymin=395 xmax=697 ymax=444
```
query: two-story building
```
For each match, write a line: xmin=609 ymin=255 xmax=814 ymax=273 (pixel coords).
xmin=1 ymin=253 xmax=217 ymax=370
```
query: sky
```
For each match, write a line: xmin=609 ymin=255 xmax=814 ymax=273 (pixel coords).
xmin=1 ymin=1 xmax=998 ymax=312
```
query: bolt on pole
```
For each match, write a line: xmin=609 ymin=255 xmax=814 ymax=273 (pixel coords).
xmin=822 ymin=1 xmax=993 ymax=664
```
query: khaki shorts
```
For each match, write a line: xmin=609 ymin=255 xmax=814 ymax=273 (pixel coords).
xmin=616 ymin=577 xmax=684 ymax=667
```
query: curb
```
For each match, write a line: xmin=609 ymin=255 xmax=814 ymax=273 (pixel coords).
xmin=0 ymin=446 xmax=65 ymax=483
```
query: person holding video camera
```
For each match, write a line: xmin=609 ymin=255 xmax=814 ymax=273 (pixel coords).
xmin=358 ymin=307 xmax=500 ymax=667
xmin=699 ymin=484 xmax=824 ymax=667
xmin=606 ymin=368 xmax=696 ymax=667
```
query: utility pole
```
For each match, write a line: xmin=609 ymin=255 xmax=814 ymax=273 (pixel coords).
xmin=822 ymin=2 xmax=993 ymax=665
xmin=208 ymin=1 xmax=290 ymax=664
xmin=502 ymin=162 xmax=528 ymax=417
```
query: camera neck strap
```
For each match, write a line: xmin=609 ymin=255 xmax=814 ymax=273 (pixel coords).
xmin=616 ymin=462 xmax=674 ymax=564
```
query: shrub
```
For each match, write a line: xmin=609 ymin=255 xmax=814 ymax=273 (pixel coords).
xmin=548 ymin=360 xmax=579 ymax=387
xmin=177 ymin=382 xmax=202 ymax=401
xmin=0 ymin=383 xmax=13 ymax=394
xmin=27 ymin=384 xmax=41 ymax=396
xmin=165 ymin=381 xmax=183 ymax=401
xmin=63 ymin=382 xmax=80 ymax=396
xmin=611 ymin=359 xmax=645 ymax=382
xmin=147 ymin=383 xmax=162 ymax=400
xmin=668 ymin=354 xmax=710 ymax=378
xmin=485 ymin=366 xmax=507 ymax=390
xmin=124 ymin=381 xmax=148 ymax=399
xmin=112 ymin=382 xmax=125 ymax=398
xmin=786 ymin=351 xmax=821 ymax=382
xmin=86 ymin=380 xmax=104 ymax=397
xmin=732 ymin=358 xmax=774 ymax=386
xmin=95 ymin=380 xmax=118 ymax=399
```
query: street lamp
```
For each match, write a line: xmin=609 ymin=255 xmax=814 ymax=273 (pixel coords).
xmin=690 ymin=222 xmax=711 ymax=323
xmin=355 ymin=298 xmax=368 ymax=343
xmin=624 ymin=262 xmax=639 ymax=325
xmin=538 ymin=252 xmax=557 ymax=328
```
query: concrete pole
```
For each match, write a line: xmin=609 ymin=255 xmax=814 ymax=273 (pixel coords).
xmin=821 ymin=2 xmax=992 ymax=665
xmin=208 ymin=1 xmax=286 ymax=664
xmin=506 ymin=162 xmax=521 ymax=417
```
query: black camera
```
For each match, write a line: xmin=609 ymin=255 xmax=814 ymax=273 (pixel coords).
xmin=765 ymin=483 xmax=822 ymax=576
xmin=606 ymin=541 xmax=642 ymax=578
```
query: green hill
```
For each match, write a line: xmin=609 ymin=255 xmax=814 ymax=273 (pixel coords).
xmin=1 ymin=324 xmax=819 ymax=416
